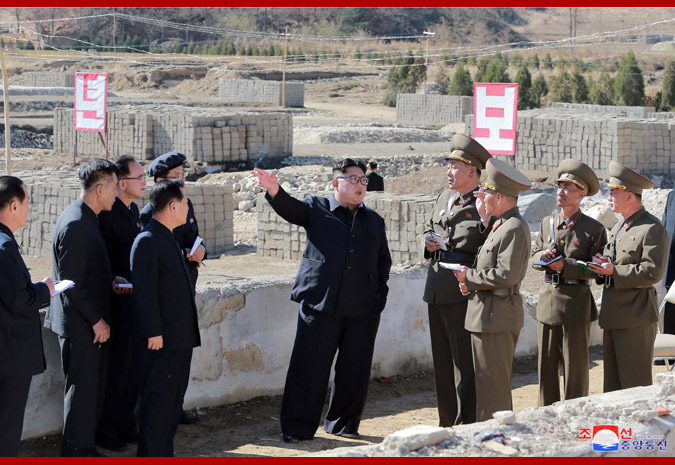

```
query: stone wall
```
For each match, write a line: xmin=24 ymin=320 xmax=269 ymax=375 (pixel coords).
xmin=256 ymin=191 xmax=434 ymax=264
xmin=219 ymin=79 xmax=305 ymax=107
xmin=17 ymin=72 xmax=75 ymax=87
xmin=14 ymin=170 xmax=234 ymax=258
xmin=53 ymin=105 xmax=293 ymax=162
xmin=396 ymin=94 xmax=473 ymax=124
xmin=465 ymin=106 xmax=675 ymax=175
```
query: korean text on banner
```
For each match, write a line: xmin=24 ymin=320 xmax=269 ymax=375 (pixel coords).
xmin=74 ymin=73 xmax=108 ymax=132
xmin=473 ymin=83 xmax=518 ymax=156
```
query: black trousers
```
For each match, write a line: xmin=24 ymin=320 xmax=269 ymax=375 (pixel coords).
xmin=97 ymin=297 xmax=139 ymax=443
xmin=58 ymin=336 xmax=110 ymax=457
xmin=137 ymin=347 xmax=193 ymax=457
xmin=280 ymin=306 xmax=380 ymax=438
xmin=428 ymin=302 xmax=476 ymax=426
xmin=664 ymin=302 xmax=675 ymax=335
xmin=0 ymin=375 xmax=32 ymax=456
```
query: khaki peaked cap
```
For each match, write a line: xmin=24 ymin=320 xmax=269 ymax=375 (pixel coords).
xmin=555 ymin=159 xmax=600 ymax=197
xmin=607 ymin=161 xmax=654 ymax=195
xmin=445 ymin=133 xmax=492 ymax=170
xmin=484 ymin=158 xmax=532 ymax=197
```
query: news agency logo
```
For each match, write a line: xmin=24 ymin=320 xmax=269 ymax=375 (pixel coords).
xmin=591 ymin=425 xmax=620 ymax=451
xmin=579 ymin=425 xmax=668 ymax=452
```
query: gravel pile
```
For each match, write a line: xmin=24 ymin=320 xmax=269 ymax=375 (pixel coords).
xmin=0 ymin=129 xmax=53 ymax=149
xmin=294 ymin=123 xmax=451 ymax=145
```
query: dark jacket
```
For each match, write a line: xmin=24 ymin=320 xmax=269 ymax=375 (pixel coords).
xmin=266 ymin=187 xmax=392 ymax=319
xmin=99 ymin=197 xmax=141 ymax=281
xmin=0 ymin=222 xmax=51 ymax=377
xmin=130 ymin=218 xmax=200 ymax=349
xmin=45 ymin=199 xmax=112 ymax=341
xmin=140 ymin=198 xmax=205 ymax=288
xmin=366 ymin=172 xmax=384 ymax=192
xmin=662 ymin=190 xmax=675 ymax=288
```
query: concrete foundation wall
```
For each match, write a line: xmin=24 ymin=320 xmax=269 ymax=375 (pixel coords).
xmin=465 ymin=106 xmax=675 ymax=175
xmin=14 ymin=170 xmax=234 ymax=258
xmin=219 ymin=79 xmax=305 ymax=107
xmin=17 ymin=72 xmax=75 ymax=88
xmin=257 ymin=191 xmax=435 ymax=264
xmin=396 ymin=94 xmax=473 ymax=124
xmin=53 ymin=106 xmax=293 ymax=162
xmin=22 ymin=269 xmax=603 ymax=439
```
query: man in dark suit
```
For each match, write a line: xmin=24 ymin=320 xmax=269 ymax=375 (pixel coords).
xmin=661 ymin=190 xmax=675 ymax=336
xmin=253 ymin=158 xmax=392 ymax=443
xmin=96 ymin=156 xmax=146 ymax=451
xmin=44 ymin=159 xmax=131 ymax=457
xmin=131 ymin=180 xmax=201 ymax=457
xmin=139 ymin=151 xmax=205 ymax=425
xmin=366 ymin=162 xmax=384 ymax=192
xmin=0 ymin=176 xmax=54 ymax=456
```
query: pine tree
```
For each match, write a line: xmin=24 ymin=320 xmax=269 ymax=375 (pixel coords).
xmin=614 ymin=51 xmax=645 ymax=106
xmin=660 ymin=60 xmax=675 ymax=111
xmin=549 ymin=70 xmax=573 ymax=103
xmin=589 ymin=69 xmax=614 ymax=105
xmin=515 ymin=65 xmax=533 ymax=109
xmin=449 ymin=62 xmax=473 ymax=96
xmin=532 ymin=73 xmax=548 ymax=107
xmin=570 ymin=69 xmax=589 ymax=103
xmin=434 ymin=64 xmax=451 ymax=94
xmin=543 ymin=53 xmax=553 ymax=70
xmin=532 ymin=54 xmax=540 ymax=70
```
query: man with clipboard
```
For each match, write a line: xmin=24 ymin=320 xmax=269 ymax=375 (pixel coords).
xmin=531 ymin=159 xmax=607 ymax=406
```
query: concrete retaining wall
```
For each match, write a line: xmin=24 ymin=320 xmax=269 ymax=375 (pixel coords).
xmin=14 ymin=170 xmax=234 ymax=258
xmin=21 ymin=269 xmax=603 ymax=439
xmin=256 ymin=191 xmax=434 ymax=264
xmin=219 ymin=79 xmax=305 ymax=107
xmin=53 ymin=105 xmax=293 ymax=162
xmin=465 ymin=106 xmax=675 ymax=175
xmin=17 ymin=72 xmax=75 ymax=88
xmin=396 ymin=94 xmax=473 ymax=124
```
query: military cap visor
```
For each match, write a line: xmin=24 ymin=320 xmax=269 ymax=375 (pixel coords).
xmin=147 ymin=152 xmax=190 ymax=178
xmin=555 ymin=159 xmax=600 ymax=197
xmin=606 ymin=161 xmax=654 ymax=195
xmin=444 ymin=133 xmax=492 ymax=170
xmin=484 ymin=158 xmax=532 ymax=197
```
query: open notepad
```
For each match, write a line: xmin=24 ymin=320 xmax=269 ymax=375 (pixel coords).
xmin=534 ymin=255 xmax=564 ymax=267
xmin=190 ymin=236 xmax=203 ymax=256
xmin=51 ymin=280 xmax=74 ymax=297
xmin=439 ymin=263 xmax=464 ymax=271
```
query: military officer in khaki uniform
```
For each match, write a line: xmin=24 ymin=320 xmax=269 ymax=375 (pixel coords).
xmin=532 ymin=160 xmax=607 ymax=406
xmin=423 ymin=133 xmax=492 ymax=426
xmin=453 ymin=158 xmax=532 ymax=422
xmin=589 ymin=161 xmax=668 ymax=392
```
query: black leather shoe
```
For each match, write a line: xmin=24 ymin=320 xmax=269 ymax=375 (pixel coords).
xmin=95 ymin=437 xmax=127 ymax=452
xmin=282 ymin=434 xmax=311 ymax=444
xmin=180 ymin=410 xmax=202 ymax=425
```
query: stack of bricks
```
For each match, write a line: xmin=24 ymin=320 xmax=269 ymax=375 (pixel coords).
xmin=219 ymin=79 xmax=305 ymax=107
xmin=256 ymin=191 xmax=436 ymax=264
xmin=12 ymin=170 xmax=234 ymax=258
xmin=396 ymin=94 xmax=473 ymax=124
xmin=465 ymin=105 xmax=675 ymax=175
xmin=53 ymin=105 xmax=292 ymax=162
xmin=546 ymin=102 xmax=656 ymax=119
xmin=17 ymin=72 xmax=75 ymax=87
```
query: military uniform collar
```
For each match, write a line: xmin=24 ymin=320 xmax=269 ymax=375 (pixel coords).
xmin=454 ymin=187 xmax=479 ymax=207
xmin=492 ymin=206 xmax=519 ymax=232
xmin=622 ymin=206 xmax=646 ymax=231
xmin=558 ymin=209 xmax=582 ymax=231
xmin=329 ymin=195 xmax=363 ymax=213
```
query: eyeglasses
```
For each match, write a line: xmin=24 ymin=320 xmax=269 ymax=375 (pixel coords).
xmin=337 ymin=175 xmax=369 ymax=186
xmin=165 ymin=171 xmax=187 ymax=180
xmin=120 ymin=174 xmax=147 ymax=181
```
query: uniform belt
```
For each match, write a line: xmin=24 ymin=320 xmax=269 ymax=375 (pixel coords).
xmin=435 ymin=250 xmax=476 ymax=265
xmin=544 ymin=273 xmax=592 ymax=286
xmin=492 ymin=284 xmax=520 ymax=297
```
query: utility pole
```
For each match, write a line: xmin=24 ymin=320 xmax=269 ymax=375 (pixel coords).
xmin=423 ymin=31 xmax=435 ymax=93
xmin=1 ymin=49 xmax=11 ymax=175
xmin=282 ymin=26 xmax=288 ymax=107
xmin=112 ymin=7 xmax=117 ymax=51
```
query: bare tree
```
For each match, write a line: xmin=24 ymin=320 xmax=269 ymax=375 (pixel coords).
xmin=14 ymin=8 xmax=21 ymax=33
